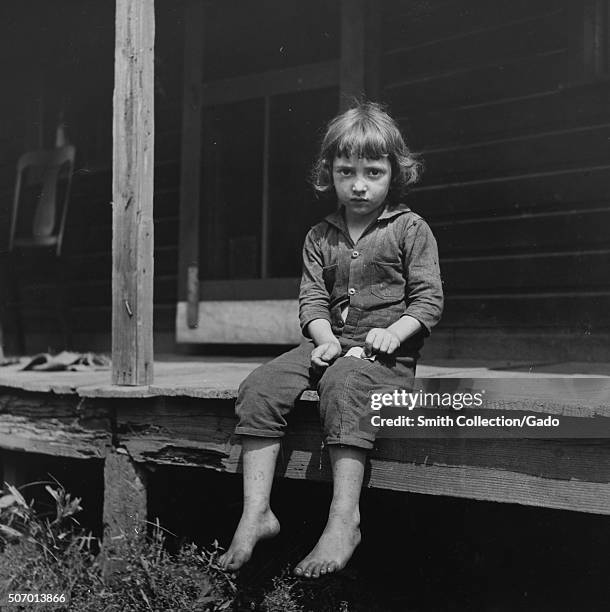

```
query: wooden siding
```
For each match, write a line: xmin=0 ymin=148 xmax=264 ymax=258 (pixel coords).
xmin=381 ymin=0 xmax=610 ymax=345
xmin=2 ymin=0 xmax=609 ymax=360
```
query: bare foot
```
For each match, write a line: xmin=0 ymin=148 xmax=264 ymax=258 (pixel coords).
xmin=294 ymin=509 xmax=361 ymax=579
xmin=219 ymin=508 xmax=280 ymax=571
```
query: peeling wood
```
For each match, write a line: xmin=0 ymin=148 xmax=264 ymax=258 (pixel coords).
xmin=0 ymin=430 xmax=107 ymax=459
xmin=125 ymin=439 xmax=230 ymax=469
xmin=2 ymin=380 xmax=610 ymax=516
xmin=120 ymin=427 xmax=610 ymax=516
xmin=109 ymin=395 xmax=610 ymax=515
xmin=0 ymin=390 xmax=111 ymax=458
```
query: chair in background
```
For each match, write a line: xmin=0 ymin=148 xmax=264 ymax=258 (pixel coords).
xmin=3 ymin=144 xmax=76 ymax=354
xmin=9 ymin=145 xmax=76 ymax=254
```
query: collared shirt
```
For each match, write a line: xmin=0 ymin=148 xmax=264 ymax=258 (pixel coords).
xmin=298 ymin=202 xmax=444 ymax=358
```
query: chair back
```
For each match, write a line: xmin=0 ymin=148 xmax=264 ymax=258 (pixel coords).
xmin=9 ymin=145 xmax=76 ymax=256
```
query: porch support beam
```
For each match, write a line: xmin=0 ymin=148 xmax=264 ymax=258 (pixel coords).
xmin=178 ymin=0 xmax=205 ymax=329
xmin=111 ymin=0 xmax=155 ymax=384
xmin=102 ymin=449 xmax=148 ymax=577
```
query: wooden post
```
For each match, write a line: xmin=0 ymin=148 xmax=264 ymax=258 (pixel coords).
xmin=112 ymin=0 xmax=155 ymax=385
xmin=178 ymin=0 xmax=205 ymax=329
xmin=340 ymin=0 xmax=366 ymax=110
xmin=102 ymin=449 xmax=148 ymax=576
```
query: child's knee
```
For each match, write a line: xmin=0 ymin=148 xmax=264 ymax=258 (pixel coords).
xmin=234 ymin=356 xmax=308 ymax=437
xmin=237 ymin=363 xmax=268 ymax=400
xmin=237 ymin=360 xmax=290 ymax=403
xmin=235 ymin=373 xmax=285 ymax=437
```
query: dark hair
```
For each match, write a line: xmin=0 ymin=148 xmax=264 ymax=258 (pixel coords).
xmin=311 ymin=101 xmax=422 ymax=205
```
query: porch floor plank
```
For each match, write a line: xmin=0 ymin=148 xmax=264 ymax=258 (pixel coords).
xmin=0 ymin=357 xmax=607 ymax=398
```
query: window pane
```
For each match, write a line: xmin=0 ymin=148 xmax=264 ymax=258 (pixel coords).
xmin=268 ymin=87 xmax=338 ymax=278
xmin=201 ymin=99 xmax=264 ymax=280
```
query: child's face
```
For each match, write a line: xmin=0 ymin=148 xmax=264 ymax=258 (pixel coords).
xmin=332 ymin=155 xmax=392 ymax=219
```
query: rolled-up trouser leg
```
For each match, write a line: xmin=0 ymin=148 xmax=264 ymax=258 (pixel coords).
xmin=235 ymin=342 xmax=315 ymax=438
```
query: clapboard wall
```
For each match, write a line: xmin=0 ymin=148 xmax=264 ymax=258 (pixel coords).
xmin=2 ymin=0 xmax=609 ymax=361
xmin=382 ymin=0 xmax=610 ymax=360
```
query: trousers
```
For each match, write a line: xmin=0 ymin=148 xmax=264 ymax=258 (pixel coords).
xmin=235 ymin=339 xmax=416 ymax=450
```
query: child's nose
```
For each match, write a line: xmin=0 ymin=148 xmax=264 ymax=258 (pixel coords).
xmin=352 ymin=179 xmax=366 ymax=193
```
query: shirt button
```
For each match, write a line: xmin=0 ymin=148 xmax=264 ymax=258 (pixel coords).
xmin=348 ymin=288 xmax=356 ymax=296
xmin=351 ymin=251 xmax=359 ymax=258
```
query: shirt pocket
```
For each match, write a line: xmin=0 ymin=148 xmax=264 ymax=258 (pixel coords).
xmin=322 ymin=264 xmax=337 ymax=293
xmin=370 ymin=261 xmax=404 ymax=300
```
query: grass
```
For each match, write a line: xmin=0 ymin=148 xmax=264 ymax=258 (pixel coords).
xmin=0 ymin=482 xmax=369 ymax=611
xmin=0 ymin=482 xmax=238 ymax=611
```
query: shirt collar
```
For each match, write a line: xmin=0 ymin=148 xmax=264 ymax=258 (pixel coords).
xmin=323 ymin=202 xmax=411 ymax=231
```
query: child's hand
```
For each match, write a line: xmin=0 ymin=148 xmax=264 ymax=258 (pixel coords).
xmin=311 ymin=341 xmax=342 ymax=368
xmin=364 ymin=328 xmax=400 ymax=356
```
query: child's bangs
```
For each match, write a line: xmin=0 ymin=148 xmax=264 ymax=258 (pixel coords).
xmin=333 ymin=121 xmax=389 ymax=161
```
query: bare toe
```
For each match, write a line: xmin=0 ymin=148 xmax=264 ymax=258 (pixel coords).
xmin=222 ymin=508 xmax=280 ymax=571
xmin=295 ymin=512 xmax=360 ymax=579
xmin=218 ymin=554 xmax=229 ymax=569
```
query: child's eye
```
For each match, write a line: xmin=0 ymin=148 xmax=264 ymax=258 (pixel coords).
xmin=336 ymin=168 xmax=353 ymax=177
xmin=367 ymin=168 xmax=384 ymax=177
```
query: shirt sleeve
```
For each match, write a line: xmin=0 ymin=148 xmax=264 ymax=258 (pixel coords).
xmin=401 ymin=218 xmax=444 ymax=335
xmin=298 ymin=226 xmax=332 ymax=336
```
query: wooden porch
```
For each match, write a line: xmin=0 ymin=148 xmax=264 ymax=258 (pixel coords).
xmin=1 ymin=356 xmax=610 ymax=545
xmin=2 ymin=1 xmax=610 ymax=579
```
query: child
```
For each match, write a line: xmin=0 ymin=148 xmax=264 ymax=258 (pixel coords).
xmin=219 ymin=101 xmax=443 ymax=578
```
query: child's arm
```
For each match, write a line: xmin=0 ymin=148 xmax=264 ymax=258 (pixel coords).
xmin=400 ymin=218 xmax=444 ymax=335
xmin=365 ymin=218 xmax=443 ymax=356
xmin=307 ymin=319 xmax=341 ymax=367
xmin=299 ymin=228 xmax=332 ymax=333
xmin=364 ymin=316 xmax=422 ymax=356
xmin=299 ymin=228 xmax=341 ymax=366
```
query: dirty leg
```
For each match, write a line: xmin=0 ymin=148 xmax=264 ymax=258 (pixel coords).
xmin=219 ymin=436 xmax=281 ymax=571
xmin=294 ymin=445 xmax=364 ymax=578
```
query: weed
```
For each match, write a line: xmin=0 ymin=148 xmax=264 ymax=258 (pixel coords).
xmin=0 ymin=483 xmax=236 ymax=611
xmin=260 ymin=573 xmax=304 ymax=612
xmin=0 ymin=482 xmax=384 ymax=611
